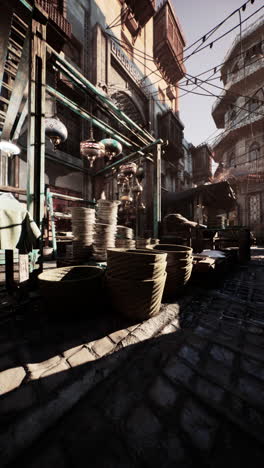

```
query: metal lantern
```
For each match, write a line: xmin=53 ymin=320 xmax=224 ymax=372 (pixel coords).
xmin=99 ymin=138 xmax=122 ymax=161
xmin=120 ymin=162 xmax=137 ymax=178
xmin=132 ymin=178 xmax=143 ymax=195
xmin=136 ymin=163 xmax=144 ymax=182
xmin=0 ymin=140 xmax=20 ymax=157
xmin=45 ymin=117 xmax=68 ymax=151
xmin=80 ymin=128 xmax=105 ymax=167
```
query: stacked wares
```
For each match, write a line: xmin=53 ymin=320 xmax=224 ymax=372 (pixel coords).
xmin=151 ymin=244 xmax=193 ymax=298
xmin=93 ymin=200 xmax=120 ymax=261
xmin=106 ymin=248 xmax=167 ymax=321
xmin=70 ymin=207 xmax=95 ymax=261
xmin=136 ymin=238 xmax=151 ymax=249
xmin=116 ymin=225 xmax=136 ymax=249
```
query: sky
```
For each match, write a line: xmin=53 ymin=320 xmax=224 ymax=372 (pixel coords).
xmin=166 ymin=0 xmax=263 ymax=147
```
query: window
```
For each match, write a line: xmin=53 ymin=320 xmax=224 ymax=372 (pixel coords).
xmin=249 ymin=142 xmax=260 ymax=162
xmin=245 ymin=42 xmax=263 ymax=63
xmin=248 ymin=88 xmax=264 ymax=113
xmin=228 ymin=151 xmax=236 ymax=168
xmin=249 ymin=194 xmax=261 ymax=224
xmin=231 ymin=62 xmax=239 ymax=75
xmin=63 ymin=36 xmax=83 ymax=69
xmin=229 ymin=104 xmax=236 ymax=121
xmin=0 ymin=152 xmax=8 ymax=186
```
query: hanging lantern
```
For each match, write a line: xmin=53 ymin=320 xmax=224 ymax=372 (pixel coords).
xmin=120 ymin=162 xmax=137 ymax=178
xmin=80 ymin=128 xmax=105 ymax=167
xmin=45 ymin=117 xmax=68 ymax=151
xmin=99 ymin=138 xmax=122 ymax=161
xmin=0 ymin=140 xmax=20 ymax=157
xmin=117 ymin=172 xmax=129 ymax=187
xmin=136 ymin=163 xmax=144 ymax=182
xmin=138 ymin=201 xmax=146 ymax=211
xmin=132 ymin=178 xmax=143 ymax=195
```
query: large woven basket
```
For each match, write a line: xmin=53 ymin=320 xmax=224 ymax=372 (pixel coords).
xmin=150 ymin=244 xmax=193 ymax=298
xmin=106 ymin=272 xmax=167 ymax=320
xmin=38 ymin=265 xmax=104 ymax=310
xmin=107 ymin=260 xmax=167 ymax=281
xmin=107 ymin=248 xmax=167 ymax=265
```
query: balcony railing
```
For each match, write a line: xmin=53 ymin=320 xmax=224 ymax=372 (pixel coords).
xmin=36 ymin=0 xmax=72 ymax=38
xmin=213 ymin=111 xmax=264 ymax=150
xmin=124 ymin=0 xmax=156 ymax=28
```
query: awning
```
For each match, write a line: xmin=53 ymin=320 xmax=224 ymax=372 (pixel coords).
xmin=163 ymin=181 xmax=237 ymax=211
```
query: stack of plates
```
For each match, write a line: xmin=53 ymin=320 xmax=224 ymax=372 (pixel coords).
xmin=115 ymin=225 xmax=135 ymax=249
xmin=115 ymin=238 xmax=136 ymax=249
xmin=93 ymin=200 xmax=122 ymax=261
xmin=116 ymin=225 xmax=134 ymax=240
xmin=70 ymin=207 xmax=95 ymax=261
xmin=136 ymin=238 xmax=151 ymax=249
xmin=96 ymin=200 xmax=120 ymax=224
xmin=93 ymin=223 xmax=117 ymax=261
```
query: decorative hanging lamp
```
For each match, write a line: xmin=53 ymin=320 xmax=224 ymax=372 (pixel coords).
xmin=132 ymin=178 xmax=143 ymax=195
xmin=120 ymin=162 xmax=137 ymax=178
xmin=136 ymin=161 xmax=144 ymax=182
xmin=0 ymin=140 xmax=20 ymax=157
xmin=80 ymin=127 xmax=105 ymax=167
xmin=99 ymin=138 xmax=122 ymax=162
xmin=45 ymin=67 xmax=68 ymax=151
xmin=45 ymin=117 xmax=68 ymax=151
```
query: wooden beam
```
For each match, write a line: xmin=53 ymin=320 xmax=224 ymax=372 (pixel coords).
xmin=0 ymin=4 xmax=13 ymax=96
xmin=27 ymin=15 xmax=47 ymax=231
xmin=0 ymin=184 xmax=26 ymax=194
xmin=12 ymin=96 xmax=28 ymax=141
xmin=2 ymin=36 xmax=29 ymax=140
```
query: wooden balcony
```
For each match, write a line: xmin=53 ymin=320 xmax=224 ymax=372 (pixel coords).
xmin=124 ymin=0 xmax=156 ymax=28
xmin=158 ymin=110 xmax=184 ymax=161
xmin=36 ymin=0 xmax=72 ymax=38
xmin=154 ymin=0 xmax=186 ymax=85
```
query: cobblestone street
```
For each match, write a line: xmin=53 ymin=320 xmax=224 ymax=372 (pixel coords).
xmin=0 ymin=248 xmax=264 ymax=467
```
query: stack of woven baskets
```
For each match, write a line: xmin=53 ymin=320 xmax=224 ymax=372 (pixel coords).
xmin=106 ymin=248 xmax=167 ymax=320
xmin=93 ymin=200 xmax=120 ymax=261
xmin=115 ymin=225 xmax=135 ymax=249
xmin=150 ymin=244 xmax=193 ymax=298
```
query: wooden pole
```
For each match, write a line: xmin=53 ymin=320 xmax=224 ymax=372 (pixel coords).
xmin=153 ymin=143 xmax=162 ymax=238
xmin=27 ymin=12 xmax=47 ymax=228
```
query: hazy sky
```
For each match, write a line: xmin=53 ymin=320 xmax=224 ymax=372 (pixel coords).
xmin=168 ymin=0 xmax=263 ymax=146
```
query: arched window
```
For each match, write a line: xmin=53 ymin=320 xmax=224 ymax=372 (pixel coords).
xmin=228 ymin=152 xmax=236 ymax=168
xmin=249 ymin=142 xmax=260 ymax=162
xmin=231 ymin=62 xmax=239 ymax=75
xmin=248 ymin=89 xmax=264 ymax=113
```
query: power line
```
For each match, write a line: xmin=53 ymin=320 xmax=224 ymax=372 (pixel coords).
xmin=181 ymin=4 xmax=264 ymax=64
xmin=106 ymin=4 xmax=263 ymax=84
xmin=184 ymin=71 xmax=264 ymax=106
xmin=179 ymin=51 xmax=264 ymax=87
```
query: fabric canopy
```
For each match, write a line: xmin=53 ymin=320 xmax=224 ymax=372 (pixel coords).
xmin=163 ymin=181 xmax=237 ymax=211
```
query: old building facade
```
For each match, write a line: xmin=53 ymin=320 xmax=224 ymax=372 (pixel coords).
xmin=0 ymin=0 xmax=193 ymax=241
xmin=212 ymin=16 xmax=264 ymax=240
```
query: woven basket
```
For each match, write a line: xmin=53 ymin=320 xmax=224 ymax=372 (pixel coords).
xmin=38 ymin=266 xmax=104 ymax=310
xmin=107 ymin=260 xmax=167 ymax=281
xmin=107 ymin=248 xmax=167 ymax=265
xmin=106 ymin=272 xmax=167 ymax=320
xmin=150 ymin=244 xmax=193 ymax=297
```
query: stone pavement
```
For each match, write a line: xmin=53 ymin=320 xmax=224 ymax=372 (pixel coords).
xmin=0 ymin=248 xmax=264 ymax=467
